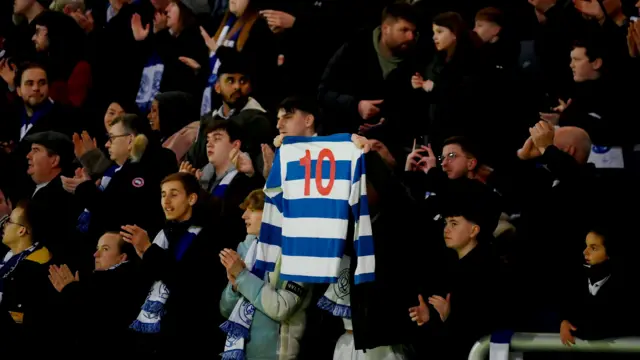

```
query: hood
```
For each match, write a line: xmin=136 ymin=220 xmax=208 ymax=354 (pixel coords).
xmin=155 ymin=91 xmax=200 ymax=140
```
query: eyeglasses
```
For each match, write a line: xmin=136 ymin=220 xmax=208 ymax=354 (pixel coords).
xmin=1 ymin=217 xmax=29 ymax=234
xmin=438 ymin=152 xmax=461 ymax=163
xmin=107 ymin=133 xmax=131 ymax=142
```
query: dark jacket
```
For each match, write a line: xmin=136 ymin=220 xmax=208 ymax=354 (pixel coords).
xmin=59 ymin=261 xmax=150 ymax=357
xmin=511 ymin=146 xmax=601 ymax=327
xmin=151 ymin=26 xmax=210 ymax=100
xmin=0 ymin=246 xmax=55 ymax=356
xmin=559 ymin=78 xmax=634 ymax=146
xmin=74 ymin=143 xmax=177 ymax=243
xmin=30 ymin=176 xmax=83 ymax=265
xmin=317 ymin=28 xmax=417 ymax=135
xmin=137 ymin=222 xmax=233 ymax=355
xmin=88 ymin=0 xmax=155 ymax=108
xmin=426 ymin=244 xmax=506 ymax=360
xmin=186 ymin=98 xmax=273 ymax=170
xmin=561 ymin=263 xmax=639 ymax=340
xmin=213 ymin=172 xmax=265 ymax=241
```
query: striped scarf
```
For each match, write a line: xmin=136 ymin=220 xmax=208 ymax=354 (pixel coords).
xmin=130 ymin=226 xmax=202 ymax=333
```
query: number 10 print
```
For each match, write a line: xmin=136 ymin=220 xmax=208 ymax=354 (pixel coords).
xmin=299 ymin=149 xmax=336 ymax=196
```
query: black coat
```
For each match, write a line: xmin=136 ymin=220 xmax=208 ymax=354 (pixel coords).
xmin=423 ymin=244 xmax=506 ymax=360
xmin=208 ymin=172 xmax=265 ymax=243
xmin=88 ymin=0 xmax=155 ymax=108
xmin=136 ymin=222 xmax=231 ymax=356
xmin=561 ymin=266 xmax=639 ymax=340
xmin=59 ymin=261 xmax=150 ymax=357
xmin=74 ymin=146 xmax=177 ymax=243
xmin=29 ymin=176 xmax=83 ymax=265
xmin=0 ymin=246 xmax=55 ymax=356
xmin=318 ymin=28 xmax=417 ymax=135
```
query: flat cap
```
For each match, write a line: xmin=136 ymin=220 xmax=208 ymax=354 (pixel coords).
xmin=25 ymin=131 xmax=74 ymax=166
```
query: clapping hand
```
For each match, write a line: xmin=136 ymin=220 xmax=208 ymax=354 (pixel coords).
xmin=48 ymin=264 xmax=79 ymax=292
xmin=220 ymin=248 xmax=246 ymax=277
xmin=409 ymin=295 xmax=430 ymax=326
xmin=120 ymin=225 xmax=151 ymax=257
xmin=72 ymin=131 xmax=97 ymax=159
xmin=230 ymin=148 xmax=255 ymax=177
xmin=428 ymin=294 xmax=451 ymax=322
xmin=61 ymin=167 xmax=91 ymax=194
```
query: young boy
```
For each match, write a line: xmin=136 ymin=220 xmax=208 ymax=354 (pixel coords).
xmin=473 ymin=7 xmax=504 ymax=44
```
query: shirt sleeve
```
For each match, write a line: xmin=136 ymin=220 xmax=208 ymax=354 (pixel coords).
xmin=349 ymin=148 xmax=375 ymax=284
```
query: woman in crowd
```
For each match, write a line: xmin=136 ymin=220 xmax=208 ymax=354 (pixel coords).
xmin=148 ymin=91 xmax=200 ymax=162
xmin=179 ymin=0 xmax=277 ymax=114
xmin=132 ymin=0 xmax=210 ymax=111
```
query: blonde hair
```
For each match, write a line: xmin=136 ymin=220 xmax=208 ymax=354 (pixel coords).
xmin=50 ymin=0 xmax=85 ymax=12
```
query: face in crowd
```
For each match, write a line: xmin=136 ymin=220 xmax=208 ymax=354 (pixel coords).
xmin=161 ymin=179 xmax=197 ymax=222
xmin=584 ymin=232 xmax=609 ymax=266
xmin=206 ymin=129 xmax=240 ymax=167
xmin=17 ymin=67 xmax=49 ymax=109
xmin=440 ymin=143 xmax=477 ymax=180
xmin=94 ymin=233 xmax=128 ymax=271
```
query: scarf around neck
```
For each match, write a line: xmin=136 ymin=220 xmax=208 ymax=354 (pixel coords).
xmin=130 ymin=225 xmax=202 ymax=333
xmin=220 ymin=234 xmax=261 ymax=360
xmin=0 ymin=243 xmax=39 ymax=304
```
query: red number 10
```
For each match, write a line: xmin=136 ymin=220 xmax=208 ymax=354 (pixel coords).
xmin=299 ymin=149 xmax=336 ymax=196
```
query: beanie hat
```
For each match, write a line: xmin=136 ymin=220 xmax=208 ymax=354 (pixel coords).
xmin=179 ymin=0 xmax=210 ymax=15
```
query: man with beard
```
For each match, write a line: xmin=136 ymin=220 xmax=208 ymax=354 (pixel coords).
xmin=318 ymin=1 xmax=419 ymax=135
xmin=185 ymin=47 xmax=273 ymax=172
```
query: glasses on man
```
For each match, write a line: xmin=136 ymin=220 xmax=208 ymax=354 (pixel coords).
xmin=0 ymin=215 xmax=29 ymax=234
xmin=438 ymin=152 xmax=460 ymax=163
xmin=107 ymin=133 xmax=131 ymax=142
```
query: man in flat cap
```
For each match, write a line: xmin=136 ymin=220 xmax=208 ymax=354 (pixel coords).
xmin=23 ymin=131 xmax=81 ymax=265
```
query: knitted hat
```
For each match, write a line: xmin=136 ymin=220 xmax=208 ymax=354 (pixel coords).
xmin=179 ymin=0 xmax=210 ymax=15
xmin=217 ymin=46 xmax=253 ymax=77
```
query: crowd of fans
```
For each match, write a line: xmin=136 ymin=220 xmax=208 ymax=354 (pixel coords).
xmin=1 ymin=0 xmax=640 ymax=358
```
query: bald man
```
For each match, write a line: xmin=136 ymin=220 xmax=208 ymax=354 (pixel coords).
xmin=518 ymin=122 xmax=592 ymax=164
xmin=514 ymin=121 xmax=604 ymax=334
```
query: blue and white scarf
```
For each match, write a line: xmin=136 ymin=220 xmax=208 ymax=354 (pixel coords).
xmin=0 ymin=243 xmax=38 ymax=304
xmin=200 ymin=15 xmax=240 ymax=115
xmin=136 ymin=52 xmax=164 ymax=113
xmin=317 ymin=255 xmax=352 ymax=319
xmin=77 ymin=164 xmax=121 ymax=233
xmin=130 ymin=226 xmax=202 ymax=333
xmin=20 ymin=98 xmax=54 ymax=140
xmin=211 ymin=169 xmax=238 ymax=198
xmin=220 ymin=236 xmax=259 ymax=360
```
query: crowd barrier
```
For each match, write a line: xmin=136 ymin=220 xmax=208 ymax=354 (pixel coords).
xmin=468 ymin=332 xmax=640 ymax=360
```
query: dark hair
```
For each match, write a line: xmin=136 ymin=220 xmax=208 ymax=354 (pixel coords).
xmin=161 ymin=172 xmax=202 ymax=196
xmin=15 ymin=62 xmax=48 ymax=88
xmin=588 ymin=222 xmax=618 ymax=258
xmin=32 ymin=11 xmax=85 ymax=81
xmin=175 ymin=0 xmax=197 ymax=31
xmin=443 ymin=136 xmax=480 ymax=161
xmin=433 ymin=12 xmax=468 ymax=40
xmin=102 ymin=231 xmax=136 ymax=259
xmin=14 ymin=199 xmax=33 ymax=231
xmin=475 ymin=7 xmax=505 ymax=28
xmin=205 ymin=119 xmax=243 ymax=143
xmin=441 ymin=181 xmax=499 ymax=243
xmin=278 ymin=96 xmax=319 ymax=131
xmin=382 ymin=1 xmax=417 ymax=26
xmin=573 ymin=36 xmax=606 ymax=64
